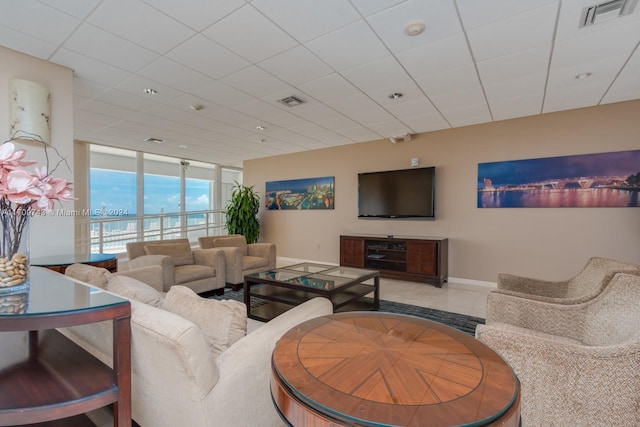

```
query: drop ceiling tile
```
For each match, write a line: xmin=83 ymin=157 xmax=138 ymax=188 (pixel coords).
xmin=89 ymin=0 xmax=195 ymax=53
xmin=547 ymin=55 xmax=627 ymax=90
xmin=430 ymin=84 xmax=486 ymax=111
xmin=232 ymin=98 xmax=293 ymax=119
xmin=367 ymin=0 xmax=461 ymax=52
xmin=402 ymin=112 xmax=450 ymax=133
xmin=74 ymin=78 xmax=109 ymax=99
xmin=385 ymin=98 xmax=439 ymax=117
xmin=490 ymin=93 xmax=544 ymax=121
xmin=365 ymin=120 xmax=412 ymax=137
xmin=551 ymin=21 xmax=640 ymax=68
xmin=222 ymin=66 xmax=290 ymax=98
xmin=136 ymin=57 xmax=215 ymax=93
xmin=81 ymin=99 xmax=138 ymax=120
xmin=74 ymin=109 xmax=120 ymax=127
xmin=167 ymin=34 xmax=249 ymax=79
xmin=297 ymin=73 xmax=361 ymax=103
xmin=0 ymin=26 xmax=58 ymax=59
xmin=308 ymin=130 xmax=351 ymax=145
xmin=51 ymin=48 xmax=131 ymax=86
xmin=258 ymin=45 xmax=333 ymax=85
xmin=203 ymin=107 xmax=254 ymax=126
xmin=341 ymin=56 xmax=411 ymax=92
xmin=456 ymin=0 xmax=558 ymax=29
xmin=543 ymin=79 xmax=612 ymax=113
xmin=0 ymin=0 xmax=80 ymax=45
xmin=476 ymin=45 xmax=551 ymax=85
xmin=252 ymin=0 xmax=360 ymax=42
xmin=94 ymin=89 xmax=158 ymax=113
xmin=64 ymin=24 xmax=159 ymax=72
xmin=306 ymin=20 xmax=389 ymax=71
xmin=395 ymin=32 xmax=473 ymax=78
xmin=198 ymin=81 xmax=256 ymax=108
xmin=602 ymin=49 xmax=640 ymax=104
xmin=115 ymin=75 xmax=184 ymax=103
xmin=350 ymin=0 xmax=407 ymax=17
xmin=202 ymin=5 xmax=297 ymax=63
xmin=484 ymin=72 xmax=547 ymax=101
xmin=443 ymin=103 xmax=492 ymax=127
xmin=415 ymin=65 xmax=481 ymax=97
xmin=466 ymin=3 xmax=557 ymax=61
xmin=335 ymin=126 xmax=382 ymax=142
xmin=142 ymin=0 xmax=246 ymax=31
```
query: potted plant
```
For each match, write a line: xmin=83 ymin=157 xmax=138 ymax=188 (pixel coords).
xmin=224 ymin=182 xmax=260 ymax=244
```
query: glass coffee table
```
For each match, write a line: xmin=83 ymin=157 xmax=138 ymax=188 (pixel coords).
xmin=243 ymin=263 xmax=380 ymax=321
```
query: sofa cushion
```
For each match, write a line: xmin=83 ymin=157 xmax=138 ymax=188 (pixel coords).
xmin=65 ymin=263 xmax=112 ymax=289
xmin=213 ymin=236 xmax=248 ymax=256
xmin=174 ymin=264 xmax=216 ymax=285
xmin=107 ymin=275 xmax=165 ymax=307
xmin=144 ymin=242 xmax=194 ymax=266
xmin=162 ymin=286 xmax=247 ymax=357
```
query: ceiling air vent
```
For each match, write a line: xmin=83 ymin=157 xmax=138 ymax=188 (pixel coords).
xmin=278 ymin=96 xmax=305 ymax=107
xmin=579 ymin=0 xmax=638 ymax=27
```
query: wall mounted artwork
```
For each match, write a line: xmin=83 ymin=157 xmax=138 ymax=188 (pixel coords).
xmin=266 ymin=176 xmax=334 ymax=210
xmin=478 ymin=150 xmax=640 ymax=208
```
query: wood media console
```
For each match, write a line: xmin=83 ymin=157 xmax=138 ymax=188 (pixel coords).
xmin=340 ymin=235 xmax=448 ymax=287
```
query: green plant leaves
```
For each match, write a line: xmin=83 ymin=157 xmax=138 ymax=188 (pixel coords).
xmin=224 ymin=182 xmax=261 ymax=244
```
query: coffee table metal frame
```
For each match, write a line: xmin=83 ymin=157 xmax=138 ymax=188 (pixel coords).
xmin=243 ymin=263 xmax=380 ymax=321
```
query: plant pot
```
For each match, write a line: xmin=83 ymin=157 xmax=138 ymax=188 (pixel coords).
xmin=0 ymin=209 xmax=30 ymax=294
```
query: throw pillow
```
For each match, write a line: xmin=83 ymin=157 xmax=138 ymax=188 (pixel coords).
xmin=65 ymin=264 xmax=112 ymax=289
xmin=162 ymin=285 xmax=247 ymax=357
xmin=144 ymin=242 xmax=194 ymax=266
xmin=107 ymin=274 xmax=165 ymax=307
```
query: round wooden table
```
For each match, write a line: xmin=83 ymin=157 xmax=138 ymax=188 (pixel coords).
xmin=271 ymin=312 xmax=520 ymax=427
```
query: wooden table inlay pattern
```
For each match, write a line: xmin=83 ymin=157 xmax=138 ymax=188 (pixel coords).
xmin=272 ymin=312 xmax=520 ymax=427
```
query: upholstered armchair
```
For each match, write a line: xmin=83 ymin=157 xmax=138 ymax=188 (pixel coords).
xmin=198 ymin=235 xmax=276 ymax=291
xmin=476 ymin=272 xmax=640 ymax=427
xmin=126 ymin=238 xmax=225 ymax=295
xmin=494 ymin=256 xmax=640 ymax=304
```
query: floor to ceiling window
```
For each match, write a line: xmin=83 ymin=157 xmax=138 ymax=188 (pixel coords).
xmin=86 ymin=144 xmax=239 ymax=253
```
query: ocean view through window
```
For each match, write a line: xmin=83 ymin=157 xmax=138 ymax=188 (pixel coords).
xmin=84 ymin=145 xmax=241 ymax=254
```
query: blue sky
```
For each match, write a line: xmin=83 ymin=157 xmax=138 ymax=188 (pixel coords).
xmin=90 ymin=169 xmax=211 ymax=215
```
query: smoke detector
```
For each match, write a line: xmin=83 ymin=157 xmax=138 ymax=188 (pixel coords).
xmin=579 ymin=0 xmax=638 ymax=27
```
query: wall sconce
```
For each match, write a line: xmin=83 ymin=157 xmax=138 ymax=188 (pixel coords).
xmin=9 ymin=79 xmax=51 ymax=144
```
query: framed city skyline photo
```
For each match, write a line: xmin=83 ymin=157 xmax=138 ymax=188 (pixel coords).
xmin=478 ymin=149 xmax=640 ymax=208
xmin=266 ymin=176 xmax=335 ymax=210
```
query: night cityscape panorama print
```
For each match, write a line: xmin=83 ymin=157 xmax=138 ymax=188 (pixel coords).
xmin=477 ymin=149 xmax=640 ymax=208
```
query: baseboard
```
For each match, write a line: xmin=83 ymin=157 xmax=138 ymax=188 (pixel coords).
xmin=276 ymin=257 xmax=497 ymax=289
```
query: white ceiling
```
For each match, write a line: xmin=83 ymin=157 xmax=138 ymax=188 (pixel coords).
xmin=2 ymin=0 xmax=640 ymax=167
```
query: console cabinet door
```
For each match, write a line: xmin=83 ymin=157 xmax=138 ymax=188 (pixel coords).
xmin=406 ymin=241 xmax=438 ymax=275
xmin=340 ymin=237 xmax=365 ymax=267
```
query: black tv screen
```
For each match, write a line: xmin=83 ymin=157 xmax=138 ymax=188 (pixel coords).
xmin=358 ymin=167 xmax=435 ymax=219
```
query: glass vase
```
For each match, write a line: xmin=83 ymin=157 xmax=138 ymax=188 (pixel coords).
xmin=0 ymin=208 xmax=30 ymax=294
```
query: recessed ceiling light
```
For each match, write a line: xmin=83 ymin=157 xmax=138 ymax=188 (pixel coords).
xmin=256 ymin=125 xmax=266 ymax=131
xmin=144 ymin=137 xmax=163 ymax=144
xmin=404 ymin=20 xmax=425 ymax=36
xmin=178 ymin=144 xmax=188 ymax=149
xmin=190 ymin=104 xmax=204 ymax=111
xmin=259 ymin=139 xmax=266 ymax=143
xmin=575 ymin=72 xmax=592 ymax=80
xmin=142 ymin=88 xmax=157 ymax=95
xmin=388 ymin=92 xmax=403 ymax=100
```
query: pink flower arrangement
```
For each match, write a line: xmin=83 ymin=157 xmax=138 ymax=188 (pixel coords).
xmin=0 ymin=140 xmax=73 ymax=260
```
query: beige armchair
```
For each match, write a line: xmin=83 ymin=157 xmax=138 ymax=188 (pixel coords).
xmin=476 ymin=272 xmax=640 ymax=427
xmin=494 ymin=256 xmax=640 ymax=304
xmin=126 ymin=238 xmax=225 ymax=295
xmin=198 ymin=235 xmax=275 ymax=290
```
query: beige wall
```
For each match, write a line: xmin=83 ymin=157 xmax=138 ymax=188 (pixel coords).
xmin=245 ymin=100 xmax=640 ymax=283
xmin=0 ymin=46 xmax=74 ymax=257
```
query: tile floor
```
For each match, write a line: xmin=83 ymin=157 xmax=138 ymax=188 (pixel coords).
xmin=247 ymin=275 xmax=494 ymax=333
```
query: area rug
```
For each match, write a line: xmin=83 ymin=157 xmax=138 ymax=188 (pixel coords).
xmin=207 ymin=288 xmax=485 ymax=336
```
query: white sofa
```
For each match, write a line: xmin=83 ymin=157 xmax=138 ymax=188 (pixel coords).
xmin=60 ymin=264 xmax=333 ymax=427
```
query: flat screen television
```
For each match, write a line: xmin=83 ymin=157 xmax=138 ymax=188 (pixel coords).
xmin=358 ymin=166 xmax=435 ymax=219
